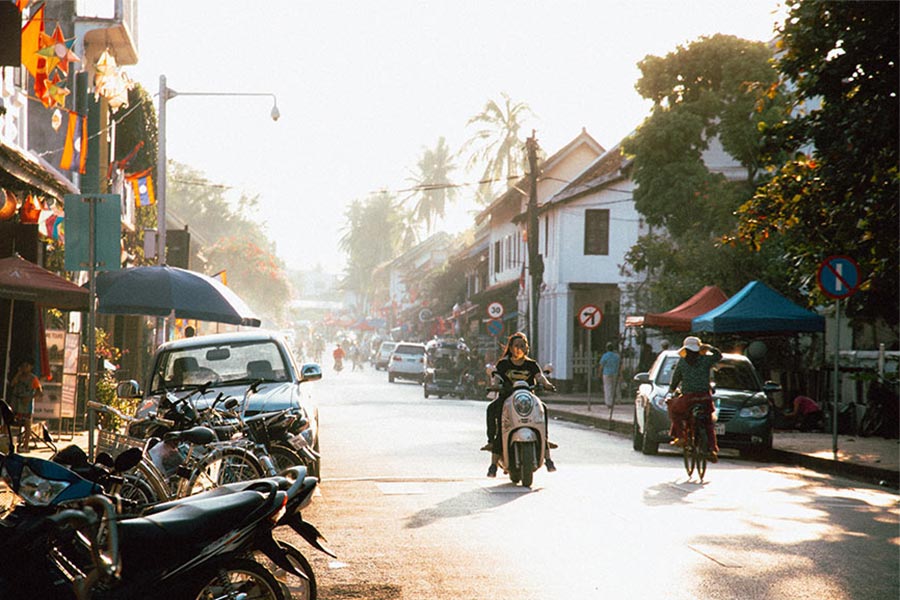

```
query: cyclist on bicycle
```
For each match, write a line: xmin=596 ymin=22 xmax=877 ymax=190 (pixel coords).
xmin=667 ymin=336 xmax=722 ymax=462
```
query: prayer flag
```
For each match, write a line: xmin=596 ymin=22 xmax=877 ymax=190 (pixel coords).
xmin=20 ymin=4 xmax=43 ymax=77
xmin=60 ymin=112 xmax=87 ymax=173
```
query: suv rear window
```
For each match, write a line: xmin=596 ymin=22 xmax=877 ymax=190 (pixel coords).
xmin=394 ymin=344 xmax=425 ymax=355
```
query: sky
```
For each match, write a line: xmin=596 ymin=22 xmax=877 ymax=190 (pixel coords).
xmin=128 ymin=1 xmax=786 ymax=275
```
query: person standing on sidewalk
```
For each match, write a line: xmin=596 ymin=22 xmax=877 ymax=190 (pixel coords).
xmin=9 ymin=360 xmax=41 ymax=452
xmin=598 ymin=343 xmax=622 ymax=410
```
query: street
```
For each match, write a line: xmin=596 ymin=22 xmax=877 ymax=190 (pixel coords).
xmin=281 ymin=367 xmax=899 ymax=600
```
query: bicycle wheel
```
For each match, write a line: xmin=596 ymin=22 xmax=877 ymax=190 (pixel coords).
xmin=118 ymin=472 xmax=159 ymax=513
xmin=268 ymin=443 xmax=305 ymax=473
xmin=695 ymin=423 xmax=708 ymax=481
xmin=186 ymin=447 xmax=264 ymax=496
xmin=682 ymin=422 xmax=695 ymax=478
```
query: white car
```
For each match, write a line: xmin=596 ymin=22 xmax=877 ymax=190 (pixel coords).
xmin=387 ymin=342 xmax=427 ymax=383
xmin=374 ymin=341 xmax=398 ymax=370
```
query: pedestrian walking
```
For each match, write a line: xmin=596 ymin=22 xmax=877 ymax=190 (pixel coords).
xmin=598 ymin=343 xmax=622 ymax=411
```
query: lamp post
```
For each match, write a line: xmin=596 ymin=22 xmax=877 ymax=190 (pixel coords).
xmin=155 ymin=75 xmax=278 ymax=343
xmin=156 ymin=74 xmax=279 ymax=267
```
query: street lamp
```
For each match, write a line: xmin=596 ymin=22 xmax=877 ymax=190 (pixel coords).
xmin=156 ymin=74 xmax=279 ymax=267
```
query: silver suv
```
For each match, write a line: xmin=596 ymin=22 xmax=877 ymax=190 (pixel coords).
xmin=374 ymin=341 xmax=398 ymax=371
xmin=387 ymin=342 xmax=427 ymax=383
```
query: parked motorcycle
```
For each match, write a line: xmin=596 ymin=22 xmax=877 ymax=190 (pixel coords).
xmin=490 ymin=380 xmax=548 ymax=487
xmin=0 ymin=400 xmax=334 ymax=600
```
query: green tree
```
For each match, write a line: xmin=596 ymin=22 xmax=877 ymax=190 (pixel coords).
xmin=463 ymin=93 xmax=534 ymax=204
xmin=406 ymin=137 xmax=458 ymax=235
xmin=735 ymin=0 xmax=899 ymax=332
xmin=622 ymin=34 xmax=787 ymax=309
xmin=164 ymin=161 xmax=291 ymax=324
xmin=339 ymin=191 xmax=415 ymax=307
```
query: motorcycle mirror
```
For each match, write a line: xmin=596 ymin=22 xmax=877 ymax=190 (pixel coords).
xmin=225 ymin=398 xmax=240 ymax=411
xmin=95 ymin=452 xmax=115 ymax=469
xmin=114 ymin=447 xmax=144 ymax=473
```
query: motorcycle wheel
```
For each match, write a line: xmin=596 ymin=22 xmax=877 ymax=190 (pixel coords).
xmin=520 ymin=444 xmax=534 ymax=487
xmin=187 ymin=556 xmax=286 ymax=600
xmin=255 ymin=540 xmax=317 ymax=600
xmin=268 ymin=444 xmax=305 ymax=473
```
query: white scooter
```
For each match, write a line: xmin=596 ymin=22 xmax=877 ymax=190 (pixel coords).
xmin=494 ymin=380 xmax=547 ymax=487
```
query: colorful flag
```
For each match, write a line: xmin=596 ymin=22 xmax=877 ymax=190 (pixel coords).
xmin=126 ymin=168 xmax=155 ymax=207
xmin=20 ymin=4 xmax=44 ymax=78
xmin=212 ymin=270 xmax=228 ymax=286
xmin=60 ymin=112 xmax=87 ymax=173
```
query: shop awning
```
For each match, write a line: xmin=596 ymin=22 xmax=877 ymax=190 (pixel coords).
xmin=0 ymin=140 xmax=79 ymax=201
xmin=625 ymin=286 xmax=728 ymax=332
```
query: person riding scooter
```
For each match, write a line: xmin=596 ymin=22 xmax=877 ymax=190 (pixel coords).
xmin=482 ymin=332 xmax=557 ymax=476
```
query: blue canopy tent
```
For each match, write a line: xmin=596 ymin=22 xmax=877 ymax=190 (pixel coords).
xmin=692 ymin=281 xmax=825 ymax=334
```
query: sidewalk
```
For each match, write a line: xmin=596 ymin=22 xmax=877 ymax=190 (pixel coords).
xmin=546 ymin=392 xmax=899 ymax=489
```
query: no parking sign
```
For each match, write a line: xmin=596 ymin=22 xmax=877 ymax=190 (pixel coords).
xmin=817 ymin=256 xmax=860 ymax=299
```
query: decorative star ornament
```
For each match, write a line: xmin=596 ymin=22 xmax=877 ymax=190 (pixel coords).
xmin=42 ymin=72 xmax=70 ymax=108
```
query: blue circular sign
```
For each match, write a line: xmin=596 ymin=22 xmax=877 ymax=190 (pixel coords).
xmin=817 ymin=256 xmax=860 ymax=299
xmin=486 ymin=319 xmax=503 ymax=336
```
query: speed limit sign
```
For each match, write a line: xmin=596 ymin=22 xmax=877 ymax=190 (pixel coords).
xmin=486 ymin=302 xmax=505 ymax=319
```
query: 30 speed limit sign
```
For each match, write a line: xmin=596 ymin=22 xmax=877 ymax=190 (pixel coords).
xmin=486 ymin=301 xmax=505 ymax=319
xmin=578 ymin=304 xmax=603 ymax=329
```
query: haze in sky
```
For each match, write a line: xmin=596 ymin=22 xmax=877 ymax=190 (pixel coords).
xmin=128 ymin=1 xmax=785 ymax=275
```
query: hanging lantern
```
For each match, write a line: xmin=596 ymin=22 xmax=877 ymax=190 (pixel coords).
xmin=0 ymin=189 xmax=16 ymax=221
xmin=51 ymin=108 xmax=62 ymax=130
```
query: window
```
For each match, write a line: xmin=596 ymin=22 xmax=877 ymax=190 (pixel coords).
xmin=584 ymin=209 xmax=610 ymax=255
xmin=493 ymin=241 xmax=501 ymax=273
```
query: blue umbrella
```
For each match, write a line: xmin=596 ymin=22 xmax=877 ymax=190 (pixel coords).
xmin=93 ymin=266 xmax=260 ymax=327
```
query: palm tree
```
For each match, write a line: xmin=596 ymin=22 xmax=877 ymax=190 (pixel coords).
xmin=406 ymin=137 xmax=458 ymax=236
xmin=462 ymin=93 xmax=535 ymax=203
xmin=339 ymin=191 xmax=417 ymax=304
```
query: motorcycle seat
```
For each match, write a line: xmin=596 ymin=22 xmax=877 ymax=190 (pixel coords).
xmin=118 ymin=489 xmax=280 ymax=567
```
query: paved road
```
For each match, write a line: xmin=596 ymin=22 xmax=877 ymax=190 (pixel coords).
xmin=287 ymin=367 xmax=899 ymax=600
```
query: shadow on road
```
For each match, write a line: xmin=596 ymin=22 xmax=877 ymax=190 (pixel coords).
xmin=404 ymin=484 xmax=534 ymax=529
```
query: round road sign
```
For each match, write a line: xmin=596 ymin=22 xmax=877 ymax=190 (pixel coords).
xmin=578 ymin=304 xmax=603 ymax=329
xmin=486 ymin=302 xmax=505 ymax=319
xmin=486 ymin=319 xmax=503 ymax=336
xmin=817 ymin=256 xmax=860 ymax=300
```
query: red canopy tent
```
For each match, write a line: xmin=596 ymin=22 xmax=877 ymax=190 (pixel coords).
xmin=625 ymin=285 xmax=728 ymax=331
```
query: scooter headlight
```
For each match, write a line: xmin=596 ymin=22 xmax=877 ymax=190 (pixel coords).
xmin=512 ymin=391 xmax=534 ymax=417
xmin=17 ymin=465 xmax=71 ymax=506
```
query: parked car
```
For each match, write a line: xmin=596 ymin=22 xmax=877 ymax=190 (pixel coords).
xmin=632 ymin=350 xmax=778 ymax=457
xmin=388 ymin=342 xmax=427 ymax=383
xmin=118 ymin=330 xmax=323 ymax=476
xmin=374 ymin=341 xmax=398 ymax=370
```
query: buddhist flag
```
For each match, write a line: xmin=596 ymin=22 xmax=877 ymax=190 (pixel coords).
xmin=127 ymin=168 xmax=155 ymax=207
xmin=60 ymin=112 xmax=87 ymax=173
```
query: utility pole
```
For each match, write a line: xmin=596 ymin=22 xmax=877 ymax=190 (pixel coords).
xmin=525 ymin=132 xmax=543 ymax=359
